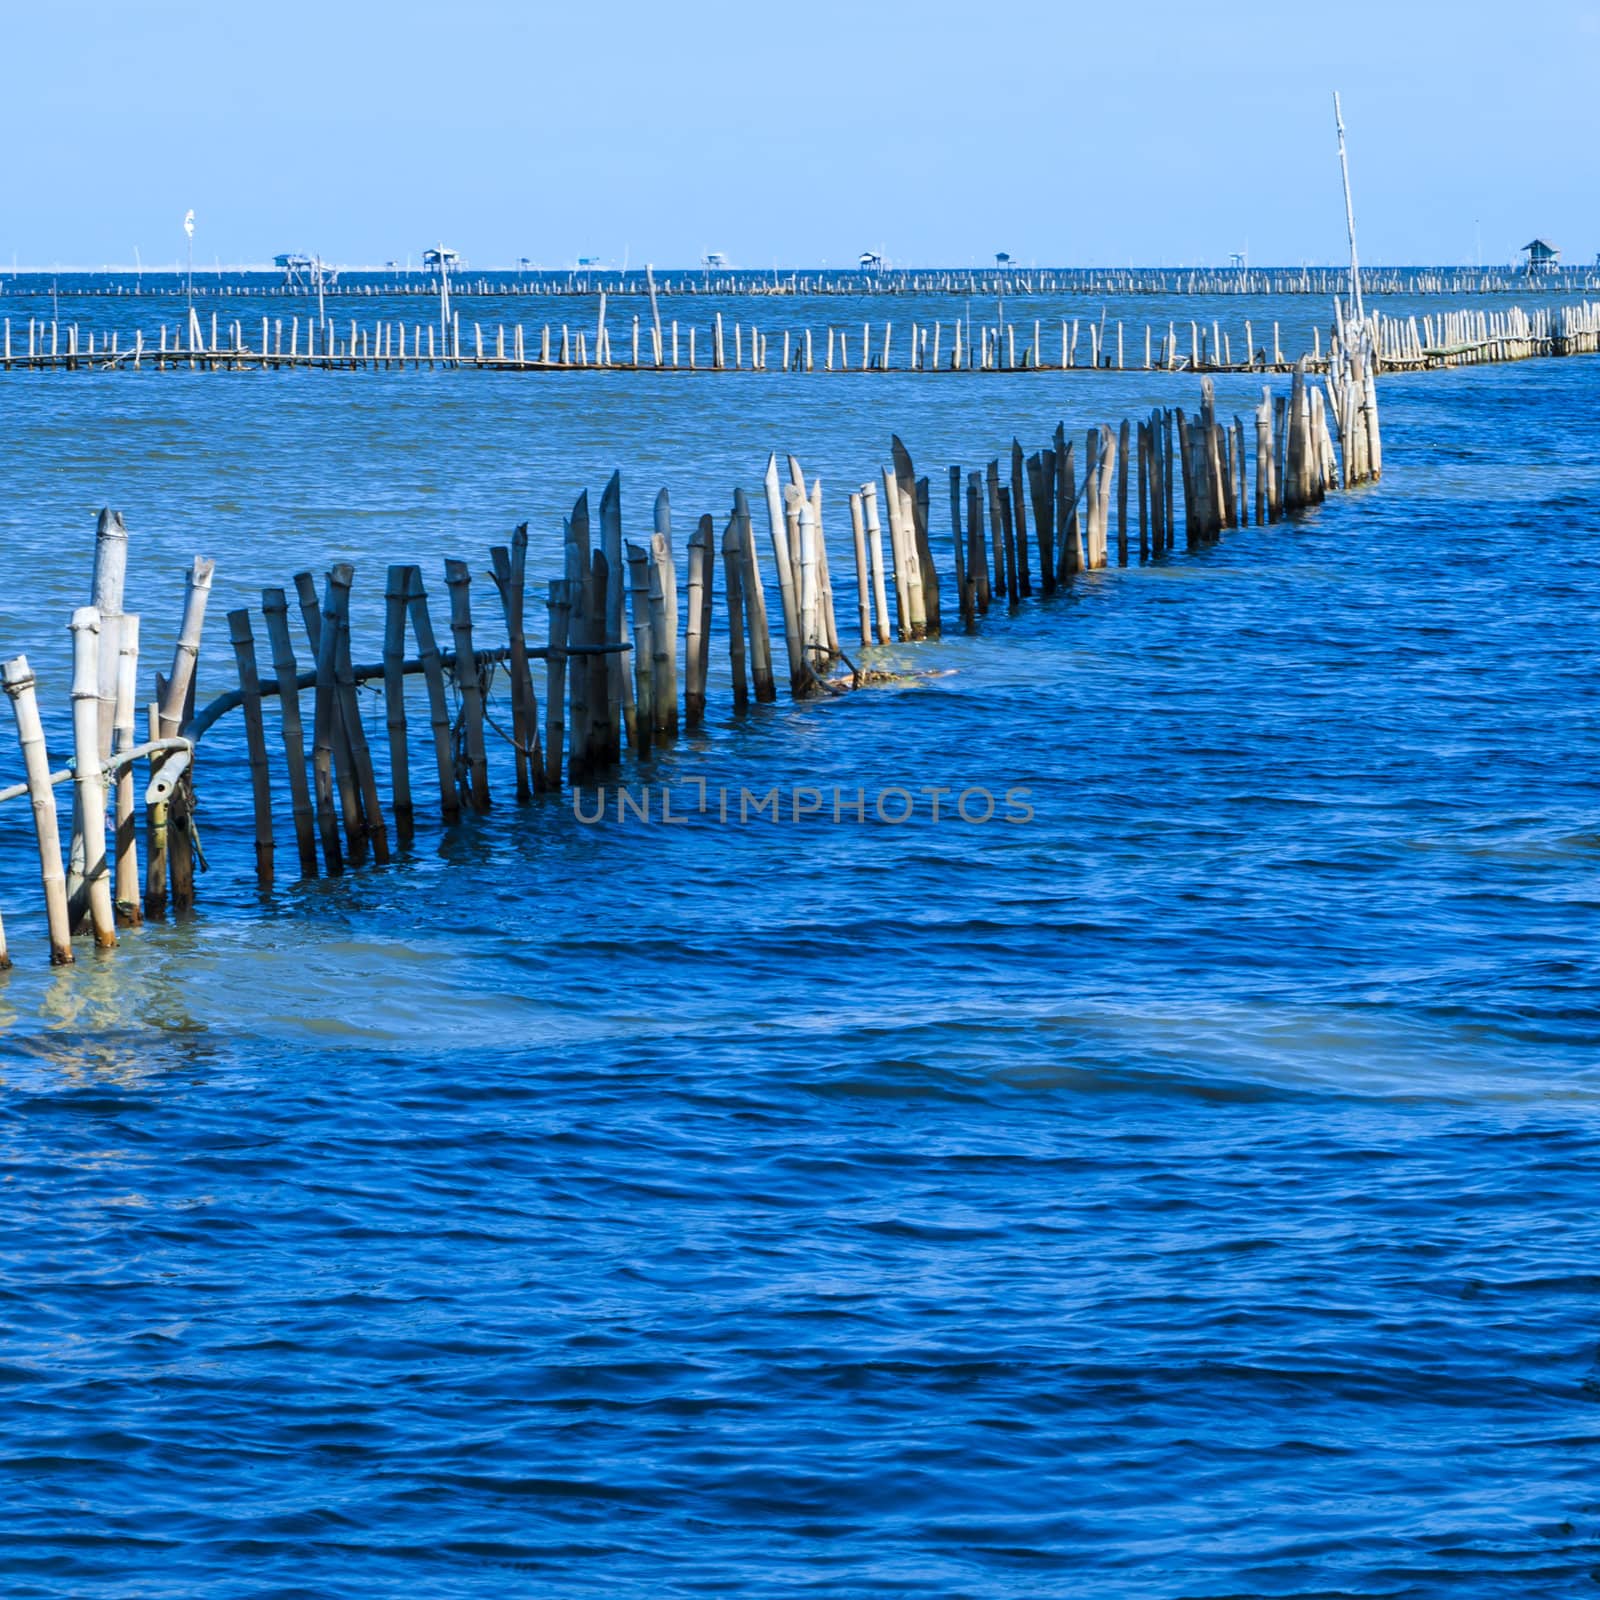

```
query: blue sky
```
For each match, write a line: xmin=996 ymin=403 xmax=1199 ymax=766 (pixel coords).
xmin=4 ymin=0 xmax=1597 ymax=270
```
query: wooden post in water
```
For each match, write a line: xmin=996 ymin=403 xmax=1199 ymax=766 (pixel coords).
xmin=948 ymin=466 xmax=973 ymax=631
xmin=226 ymin=608 xmax=275 ymax=887
xmin=262 ymin=586 xmax=319 ymax=873
xmin=1010 ymin=441 xmax=1032 ymax=596
xmin=404 ymin=566 xmax=460 ymax=822
xmin=543 ymin=579 xmax=571 ymax=789
xmin=383 ymin=566 xmax=416 ymax=838
xmin=685 ymin=516 xmax=713 ymax=726
xmin=721 ymin=516 xmax=749 ymax=709
xmin=762 ymin=456 xmax=803 ymax=694
xmin=333 ymin=569 xmax=391 ymax=860
xmin=732 ymin=488 xmax=776 ymax=702
xmin=2 ymin=656 xmax=74 ymax=963
xmin=623 ymin=547 xmax=656 ymax=753
xmin=1030 ymin=450 xmax=1056 ymax=593
xmin=68 ymin=609 xmax=116 ymax=947
xmin=1117 ymin=419 xmax=1131 ymax=563
xmin=651 ymin=490 xmax=679 ymax=734
xmin=490 ymin=527 xmax=539 ymax=796
xmin=598 ymin=474 xmax=634 ymax=755
xmin=862 ymin=482 xmax=892 ymax=643
xmin=112 ymin=614 xmax=142 ymax=922
xmin=445 ymin=559 xmax=491 ymax=810
xmin=149 ymin=557 xmax=214 ymax=914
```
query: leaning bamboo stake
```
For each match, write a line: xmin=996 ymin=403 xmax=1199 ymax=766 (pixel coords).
xmin=690 ymin=516 xmax=717 ymax=724
xmin=645 ymin=554 xmax=671 ymax=745
xmin=544 ymin=579 xmax=571 ymax=789
xmin=112 ymin=614 xmax=141 ymax=923
xmin=401 ymin=566 xmax=458 ymax=823
xmin=68 ymin=609 xmax=116 ymax=948
xmin=810 ymin=479 xmax=841 ymax=661
xmin=721 ymin=515 xmax=749 ymax=709
xmin=849 ymin=491 xmax=874 ymax=647
xmin=880 ymin=469 xmax=913 ymax=641
xmin=862 ymin=482 xmax=892 ymax=642
xmin=651 ymin=492 xmax=679 ymax=733
xmin=445 ymin=559 xmax=491 ymax=810
xmin=2 ymin=656 xmax=73 ymax=963
xmin=599 ymin=473 xmax=635 ymax=754
xmin=262 ymin=587 xmax=319 ymax=874
xmin=762 ymin=457 xmax=803 ymax=693
xmin=227 ymin=608 xmax=275 ymax=888
xmin=149 ymin=556 xmax=213 ymax=915
xmin=383 ymin=566 xmax=415 ymax=840
xmin=732 ymin=488 xmax=776 ymax=703
xmin=490 ymin=527 xmax=540 ymax=795
xmin=624 ymin=545 xmax=656 ymax=752
xmin=329 ymin=569 xmax=390 ymax=862
xmin=299 ymin=569 xmax=365 ymax=857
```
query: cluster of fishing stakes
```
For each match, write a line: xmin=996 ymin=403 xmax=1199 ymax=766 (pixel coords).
xmin=0 ymin=324 xmax=1388 ymax=965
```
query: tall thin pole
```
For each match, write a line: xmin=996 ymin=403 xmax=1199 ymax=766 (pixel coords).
xmin=437 ymin=244 xmax=452 ymax=359
xmin=183 ymin=209 xmax=195 ymax=316
xmin=1333 ymin=92 xmax=1362 ymax=323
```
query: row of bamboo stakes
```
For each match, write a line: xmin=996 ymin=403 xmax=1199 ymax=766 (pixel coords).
xmin=19 ymin=264 xmax=1596 ymax=301
xmin=0 ymin=345 xmax=1385 ymax=962
xmin=10 ymin=297 xmax=1596 ymax=378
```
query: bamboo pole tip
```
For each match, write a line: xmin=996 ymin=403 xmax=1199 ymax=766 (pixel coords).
xmin=96 ymin=508 xmax=128 ymax=539
xmin=1 ymin=655 xmax=33 ymax=694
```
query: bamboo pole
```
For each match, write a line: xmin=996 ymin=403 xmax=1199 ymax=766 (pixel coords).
xmin=68 ymin=609 xmax=116 ymax=947
xmin=299 ymin=570 xmax=365 ymax=857
xmin=383 ymin=565 xmax=415 ymax=839
xmin=149 ymin=556 xmax=214 ymax=915
xmin=685 ymin=517 xmax=710 ymax=724
xmin=1010 ymin=441 xmax=1032 ymax=597
xmin=227 ymin=608 xmax=275 ymax=887
xmin=849 ymin=491 xmax=874 ymax=647
xmin=445 ymin=559 xmax=491 ymax=811
xmin=490 ymin=528 xmax=540 ymax=796
xmin=720 ymin=517 xmax=750 ymax=702
xmin=2 ymin=656 xmax=74 ymax=963
xmin=599 ymin=473 xmax=634 ymax=755
xmin=262 ymin=586 xmax=319 ymax=875
xmin=112 ymin=614 xmax=141 ymax=922
xmin=732 ymin=488 xmax=776 ymax=703
xmin=651 ymin=491 xmax=679 ymax=734
xmin=623 ymin=545 xmax=655 ymax=754
xmin=762 ymin=456 xmax=803 ymax=693
xmin=543 ymin=579 xmax=571 ymax=789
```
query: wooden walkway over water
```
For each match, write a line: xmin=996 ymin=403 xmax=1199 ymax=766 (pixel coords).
xmin=4 ymin=298 xmax=1597 ymax=379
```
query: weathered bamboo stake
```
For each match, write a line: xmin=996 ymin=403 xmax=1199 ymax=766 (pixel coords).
xmin=984 ymin=461 xmax=1007 ymax=598
xmin=490 ymin=526 xmax=539 ymax=796
xmin=599 ymin=473 xmax=634 ymax=755
xmin=788 ymin=486 xmax=816 ymax=664
xmin=1031 ymin=449 xmax=1056 ymax=593
xmin=1009 ymin=441 xmax=1032 ymax=596
xmin=1117 ymin=419 xmax=1131 ymax=563
xmin=112 ymin=614 xmax=141 ymax=922
xmin=544 ymin=579 xmax=571 ymax=789
xmin=149 ymin=557 xmax=214 ymax=915
xmin=1233 ymin=416 xmax=1249 ymax=527
xmin=651 ymin=491 xmax=679 ymax=734
xmin=382 ymin=566 xmax=416 ymax=839
xmin=966 ymin=472 xmax=990 ymax=614
xmin=227 ymin=608 xmax=275 ymax=887
xmin=880 ymin=470 xmax=913 ymax=642
xmin=644 ymin=556 xmax=671 ymax=746
xmin=685 ymin=516 xmax=713 ymax=725
xmin=897 ymin=484 xmax=927 ymax=641
xmin=1097 ymin=426 xmax=1117 ymax=568
xmin=762 ymin=457 xmax=804 ymax=693
xmin=891 ymin=437 xmax=936 ymax=637
xmin=68 ymin=609 xmax=116 ymax=947
xmin=262 ymin=587 xmax=319 ymax=874
xmin=811 ymin=479 xmax=842 ymax=661
xmin=721 ymin=516 xmax=749 ymax=709
xmin=623 ymin=548 xmax=656 ymax=753
xmin=564 ymin=510 xmax=593 ymax=774
xmin=850 ymin=491 xmax=874 ymax=647
xmin=732 ymin=488 xmax=776 ymax=702
xmin=298 ymin=570 xmax=365 ymax=855
xmin=1164 ymin=409 xmax=1178 ymax=543
xmin=1137 ymin=422 xmax=1150 ymax=560
xmin=998 ymin=485 xmax=1020 ymax=605
xmin=948 ymin=466 xmax=973 ymax=631
xmin=2 ymin=656 xmax=74 ymax=963
xmin=306 ymin=571 xmax=361 ymax=863
xmin=1055 ymin=425 xmax=1082 ymax=581
xmin=404 ymin=566 xmax=460 ymax=822
xmin=862 ymin=482 xmax=892 ymax=643
xmin=91 ymin=508 xmax=129 ymax=763
xmin=583 ymin=550 xmax=614 ymax=773
xmin=445 ymin=559 xmax=491 ymax=810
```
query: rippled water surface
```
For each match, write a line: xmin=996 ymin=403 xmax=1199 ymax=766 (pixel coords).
xmin=1 ymin=326 xmax=1598 ymax=1596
